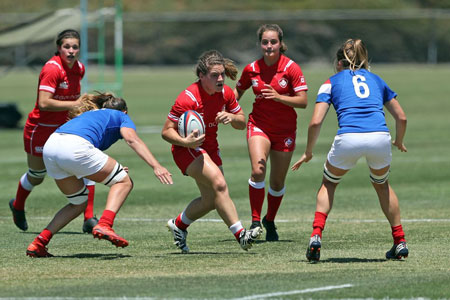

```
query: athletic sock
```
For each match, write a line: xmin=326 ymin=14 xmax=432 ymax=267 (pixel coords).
xmin=249 ymin=179 xmax=265 ymax=222
xmin=175 ymin=212 xmax=191 ymax=231
xmin=265 ymin=187 xmax=285 ymax=221
xmin=229 ymin=221 xmax=244 ymax=240
xmin=83 ymin=185 xmax=95 ymax=220
xmin=312 ymin=211 xmax=328 ymax=238
xmin=99 ymin=210 xmax=116 ymax=227
xmin=13 ymin=174 xmax=34 ymax=210
xmin=36 ymin=228 xmax=53 ymax=246
xmin=391 ymin=224 xmax=406 ymax=244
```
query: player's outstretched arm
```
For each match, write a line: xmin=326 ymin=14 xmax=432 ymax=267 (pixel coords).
xmin=384 ymin=98 xmax=407 ymax=152
xmin=121 ymin=127 xmax=173 ymax=184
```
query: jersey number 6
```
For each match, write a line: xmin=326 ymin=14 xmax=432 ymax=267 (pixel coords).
xmin=352 ymin=75 xmax=370 ymax=98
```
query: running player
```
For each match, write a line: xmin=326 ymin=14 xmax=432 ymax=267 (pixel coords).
xmin=292 ymin=38 xmax=409 ymax=262
xmin=234 ymin=24 xmax=308 ymax=241
xmin=9 ymin=29 xmax=98 ymax=233
xmin=161 ymin=50 xmax=262 ymax=253
xmin=26 ymin=93 xmax=173 ymax=257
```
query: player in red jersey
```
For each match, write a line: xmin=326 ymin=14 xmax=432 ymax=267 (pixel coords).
xmin=234 ymin=24 xmax=308 ymax=241
xmin=162 ymin=50 xmax=262 ymax=253
xmin=9 ymin=29 xmax=98 ymax=233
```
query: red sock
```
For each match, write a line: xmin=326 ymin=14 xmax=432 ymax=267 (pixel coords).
xmin=312 ymin=211 xmax=328 ymax=238
xmin=83 ymin=185 xmax=95 ymax=220
xmin=234 ymin=228 xmax=244 ymax=240
xmin=99 ymin=210 xmax=116 ymax=227
xmin=13 ymin=182 xmax=32 ymax=211
xmin=266 ymin=192 xmax=283 ymax=221
xmin=249 ymin=184 xmax=265 ymax=222
xmin=391 ymin=225 xmax=406 ymax=244
xmin=36 ymin=228 xmax=53 ymax=246
xmin=175 ymin=213 xmax=189 ymax=231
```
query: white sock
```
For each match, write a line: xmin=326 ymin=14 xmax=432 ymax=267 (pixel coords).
xmin=180 ymin=211 xmax=193 ymax=225
xmin=229 ymin=221 xmax=244 ymax=235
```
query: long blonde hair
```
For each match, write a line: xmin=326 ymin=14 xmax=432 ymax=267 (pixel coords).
xmin=68 ymin=92 xmax=128 ymax=119
xmin=336 ymin=38 xmax=369 ymax=71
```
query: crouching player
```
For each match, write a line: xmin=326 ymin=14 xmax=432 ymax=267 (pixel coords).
xmin=26 ymin=93 xmax=173 ymax=257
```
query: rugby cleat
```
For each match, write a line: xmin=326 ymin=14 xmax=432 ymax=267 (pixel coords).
xmin=262 ymin=216 xmax=279 ymax=241
xmin=250 ymin=220 xmax=262 ymax=230
xmin=92 ymin=223 xmax=129 ymax=248
xmin=82 ymin=216 xmax=99 ymax=234
xmin=386 ymin=241 xmax=409 ymax=260
xmin=26 ymin=240 xmax=53 ymax=258
xmin=239 ymin=226 xmax=262 ymax=251
xmin=167 ymin=219 xmax=189 ymax=253
xmin=306 ymin=234 xmax=321 ymax=262
xmin=9 ymin=199 xmax=28 ymax=231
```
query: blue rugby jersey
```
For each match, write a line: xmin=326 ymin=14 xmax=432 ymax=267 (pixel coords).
xmin=56 ymin=109 xmax=136 ymax=150
xmin=316 ymin=69 xmax=397 ymax=134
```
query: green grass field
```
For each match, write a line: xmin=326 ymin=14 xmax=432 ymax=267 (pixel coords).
xmin=1 ymin=64 xmax=449 ymax=299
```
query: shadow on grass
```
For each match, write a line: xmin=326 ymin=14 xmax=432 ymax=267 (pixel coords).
xmin=319 ymin=257 xmax=388 ymax=263
xmin=218 ymin=238 xmax=294 ymax=244
xmin=20 ymin=231 xmax=85 ymax=235
xmin=160 ymin=251 xmax=258 ymax=256
xmin=58 ymin=253 xmax=131 ymax=260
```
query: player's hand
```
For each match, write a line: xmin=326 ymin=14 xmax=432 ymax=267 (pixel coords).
xmin=153 ymin=165 xmax=173 ymax=185
xmin=184 ymin=130 xmax=205 ymax=149
xmin=393 ymin=140 xmax=407 ymax=152
xmin=291 ymin=152 xmax=313 ymax=171
xmin=215 ymin=111 xmax=233 ymax=125
xmin=261 ymin=84 xmax=281 ymax=101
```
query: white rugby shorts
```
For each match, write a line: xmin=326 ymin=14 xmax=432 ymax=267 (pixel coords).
xmin=43 ymin=133 xmax=108 ymax=180
xmin=327 ymin=132 xmax=392 ymax=170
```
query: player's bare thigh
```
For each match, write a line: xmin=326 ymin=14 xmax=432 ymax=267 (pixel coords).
xmin=248 ymin=135 xmax=271 ymax=181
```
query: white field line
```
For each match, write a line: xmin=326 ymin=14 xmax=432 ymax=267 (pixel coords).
xmin=1 ymin=217 xmax=450 ymax=223
xmin=230 ymin=283 xmax=354 ymax=300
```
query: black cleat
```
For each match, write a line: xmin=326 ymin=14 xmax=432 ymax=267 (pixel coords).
xmin=9 ymin=199 xmax=28 ymax=231
xmin=82 ymin=216 xmax=99 ymax=233
xmin=386 ymin=241 xmax=409 ymax=260
xmin=262 ymin=216 xmax=278 ymax=241
xmin=250 ymin=220 xmax=262 ymax=230
xmin=306 ymin=234 xmax=321 ymax=262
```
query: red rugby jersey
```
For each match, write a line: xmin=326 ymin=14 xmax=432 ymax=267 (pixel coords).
xmin=26 ymin=55 xmax=85 ymax=126
xmin=168 ymin=82 xmax=242 ymax=151
xmin=236 ymin=54 xmax=307 ymax=134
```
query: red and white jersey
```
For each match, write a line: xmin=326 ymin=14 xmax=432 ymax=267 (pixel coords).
xmin=236 ymin=54 xmax=307 ymax=134
xmin=168 ymin=82 xmax=242 ymax=151
xmin=26 ymin=55 xmax=85 ymax=126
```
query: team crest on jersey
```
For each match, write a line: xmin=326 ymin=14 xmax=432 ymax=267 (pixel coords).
xmin=251 ymin=79 xmax=259 ymax=87
xmin=59 ymin=81 xmax=69 ymax=89
xmin=284 ymin=137 xmax=294 ymax=148
xmin=278 ymin=78 xmax=288 ymax=88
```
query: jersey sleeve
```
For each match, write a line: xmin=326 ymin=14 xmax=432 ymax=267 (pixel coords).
xmin=38 ymin=65 xmax=61 ymax=94
xmin=168 ymin=89 xmax=199 ymax=122
xmin=288 ymin=62 xmax=308 ymax=93
xmin=121 ymin=113 xmax=137 ymax=131
xmin=223 ymin=85 xmax=242 ymax=114
xmin=236 ymin=64 xmax=253 ymax=91
xmin=316 ymin=79 xmax=332 ymax=103
xmin=379 ymin=77 xmax=397 ymax=103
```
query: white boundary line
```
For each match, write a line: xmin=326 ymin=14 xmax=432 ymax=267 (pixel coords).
xmin=1 ymin=217 xmax=450 ymax=223
xmin=230 ymin=283 xmax=354 ymax=300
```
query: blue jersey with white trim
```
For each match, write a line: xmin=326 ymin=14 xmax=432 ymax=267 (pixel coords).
xmin=316 ymin=69 xmax=397 ymax=134
xmin=56 ymin=109 xmax=136 ymax=150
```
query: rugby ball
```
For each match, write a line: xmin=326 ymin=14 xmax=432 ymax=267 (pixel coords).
xmin=178 ymin=110 xmax=205 ymax=138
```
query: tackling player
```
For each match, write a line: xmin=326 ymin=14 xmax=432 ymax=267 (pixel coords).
xmin=292 ymin=38 xmax=409 ymax=262
xmin=9 ymin=29 xmax=98 ymax=233
xmin=26 ymin=93 xmax=172 ymax=257
xmin=161 ymin=50 xmax=262 ymax=253
xmin=234 ymin=24 xmax=308 ymax=241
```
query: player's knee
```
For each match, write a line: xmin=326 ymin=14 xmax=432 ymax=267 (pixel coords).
xmin=101 ymin=162 xmax=128 ymax=187
xmin=27 ymin=168 xmax=47 ymax=179
xmin=370 ymin=169 xmax=390 ymax=184
xmin=65 ymin=185 xmax=89 ymax=205
xmin=212 ymin=176 xmax=228 ymax=193
xmin=323 ymin=163 xmax=343 ymax=184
